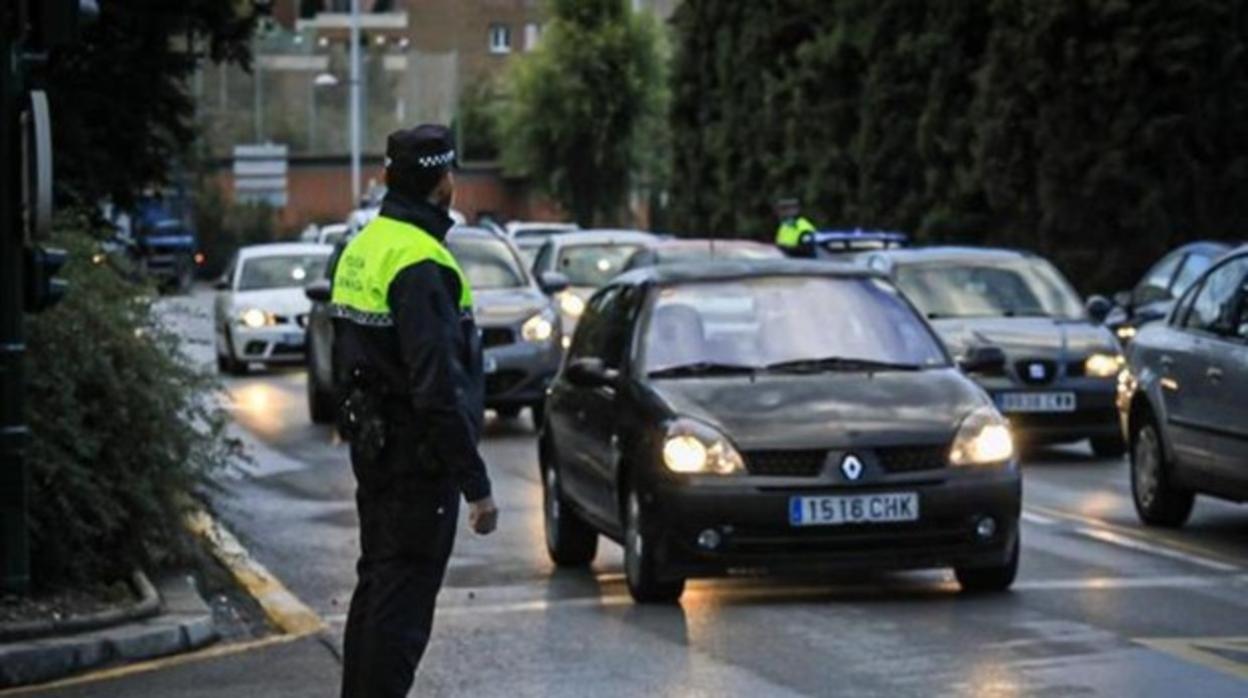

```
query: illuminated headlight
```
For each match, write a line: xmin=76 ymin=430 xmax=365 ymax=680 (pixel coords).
xmin=521 ymin=310 xmax=556 ymax=343
xmin=949 ymin=407 xmax=1014 ymax=466
xmin=1085 ymin=352 xmax=1124 ymax=378
xmin=239 ymin=308 xmax=273 ymax=328
xmin=662 ymin=418 xmax=745 ymax=475
xmin=558 ymin=292 xmax=585 ymax=318
xmin=1115 ymin=325 xmax=1137 ymax=341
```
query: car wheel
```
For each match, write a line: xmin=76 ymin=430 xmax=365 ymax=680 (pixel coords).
xmin=623 ymin=488 xmax=684 ymax=604
xmin=496 ymin=406 xmax=522 ymax=419
xmin=530 ymin=401 xmax=545 ymax=431
xmin=1130 ymin=418 xmax=1194 ymax=527
xmin=1090 ymin=434 xmax=1127 ymax=459
xmin=306 ymin=344 xmax=336 ymax=425
xmin=955 ymin=535 xmax=1019 ymax=593
xmin=221 ymin=329 xmax=249 ymax=376
xmin=541 ymin=458 xmax=597 ymax=566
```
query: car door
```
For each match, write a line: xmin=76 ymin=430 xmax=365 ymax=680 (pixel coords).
xmin=1170 ymin=256 xmax=1248 ymax=483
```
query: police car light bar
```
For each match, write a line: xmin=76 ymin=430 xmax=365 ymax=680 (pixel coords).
xmin=811 ymin=229 xmax=909 ymax=250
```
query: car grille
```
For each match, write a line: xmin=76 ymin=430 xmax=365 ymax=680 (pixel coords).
xmin=481 ymin=327 xmax=515 ymax=349
xmin=876 ymin=444 xmax=948 ymax=473
xmin=1015 ymin=358 xmax=1058 ymax=385
xmin=743 ymin=450 xmax=826 ymax=477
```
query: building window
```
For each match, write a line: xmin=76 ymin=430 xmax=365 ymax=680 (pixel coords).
xmin=524 ymin=22 xmax=541 ymax=51
xmin=489 ymin=24 xmax=511 ymax=54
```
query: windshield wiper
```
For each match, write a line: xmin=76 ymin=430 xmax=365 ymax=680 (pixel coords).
xmin=764 ymin=356 xmax=922 ymax=374
xmin=647 ymin=362 xmax=759 ymax=379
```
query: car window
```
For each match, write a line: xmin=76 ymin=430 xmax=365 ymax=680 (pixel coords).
xmin=557 ymin=243 xmax=645 ymax=287
xmin=1135 ymin=250 xmax=1183 ymax=304
xmin=567 ymin=285 xmax=642 ymax=370
xmin=893 ymin=258 xmax=1084 ymax=319
xmin=532 ymin=241 xmax=554 ymax=274
xmin=568 ymin=286 xmax=620 ymax=363
xmin=1182 ymin=257 xmax=1248 ymax=337
xmin=237 ymin=253 xmax=329 ymax=291
xmin=639 ymin=276 xmax=948 ymax=373
xmin=448 ymin=236 xmax=527 ymax=289
xmin=1171 ymin=253 xmax=1214 ymax=298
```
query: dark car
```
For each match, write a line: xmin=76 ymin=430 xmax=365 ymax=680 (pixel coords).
xmin=539 ymin=261 xmax=1021 ymax=603
xmin=859 ymin=247 xmax=1126 ymax=457
xmin=621 ymin=238 xmax=783 ymax=271
xmin=1118 ymin=245 xmax=1248 ymax=527
xmin=1107 ymin=241 xmax=1233 ymax=344
xmin=304 ymin=226 xmax=569 ymax=426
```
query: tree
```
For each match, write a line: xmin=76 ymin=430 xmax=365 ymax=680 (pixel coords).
xmin=35 ymin=0 xmax=254 ymax=211
xmin=496 ymin=0 xmax=667 ymax=226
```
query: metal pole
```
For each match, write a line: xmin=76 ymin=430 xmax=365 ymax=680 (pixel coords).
xmin=308 ymin=78 xmax=316 ymax=153
xmin=349 ymin=0 xmax=361 ymax=206
xmin=253 ymin=29 xmax=263 ymax=142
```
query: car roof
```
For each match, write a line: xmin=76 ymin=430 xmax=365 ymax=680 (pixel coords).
xmin=613 ymin=259 xmax=880 ymax=286
xmin=237 ymin=242 xmax=333 ymax=259
xmin=650 ymin=238 xmax=775 ymax=251
xmin=449 ymin=225 xmax=506 ymax=241
xmin=1174 ymin=240 xmax=1235 ymax=256
xmin=547 ymin=229 xmax=659 ymax=246
xmin=860 ymin=246 xmax=1035 ymax=265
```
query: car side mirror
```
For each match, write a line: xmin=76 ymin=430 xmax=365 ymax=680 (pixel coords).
xmin=304 ymin=279 xmax=332 ymax=303
xmin=539 ymin=271 xmax=570 ymax=295
xmin=214 ymin=278 xmax=231 ymax=291
xmin=1085 ymin=295 xmax=1113 ymax=324
xmin=565 ymin=357 xmax=618 ymax=388
xmin=1112 ymin=290 xmax=1132 ymax=310
xmin=958 ymin=346 xmax=1007 ymax=374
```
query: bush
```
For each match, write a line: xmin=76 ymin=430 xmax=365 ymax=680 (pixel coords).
xmin=24 ymin=221 xmax=238 ymax=586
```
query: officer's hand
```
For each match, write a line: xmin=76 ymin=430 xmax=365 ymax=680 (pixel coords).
xmin=467 ymin=496 xmax=498 ymax=535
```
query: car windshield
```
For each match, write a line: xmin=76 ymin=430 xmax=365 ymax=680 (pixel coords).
xmin=640 ymin=276 xmax=948 ymax=375
xmin=557 ymin=243 xmax=643 ymax=287
xmin=450 ymin=236 xmax=527 ymax=289
xmin=893 ymin=258 xmax=1085 ymax=320
xmin=237 ymin=253 xmax=329 ymax=291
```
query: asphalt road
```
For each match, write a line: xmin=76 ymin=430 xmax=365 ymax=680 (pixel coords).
xmin=17 ymin=290 xmax=1248 ymax=698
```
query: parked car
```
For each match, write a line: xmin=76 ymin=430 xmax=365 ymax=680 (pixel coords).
xmin=315 ymin=223 xmax=349 ymax=247
xmin=540 ymin=260 xmax=1020 ymax=602
xmin=304 ymin=227 xmax=569 ymax=426
xmin=859 ymin=247 xmax=1126 ymax=457
xmin=1118 ymin=245 xmax=1248 ymax=527
xmin=214 ymin=243 xmax=332 ymax=375
xmin=1107 ymin=241 xmax=1234 ymax=344
xmin=530 ymin=230 xmax=659 ymax=343
xmin=621 ymin=238 xmax=783 ymax=271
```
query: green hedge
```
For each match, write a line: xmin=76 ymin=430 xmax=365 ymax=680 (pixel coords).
xmin=24 ymin=223 xmax=238 ymax=586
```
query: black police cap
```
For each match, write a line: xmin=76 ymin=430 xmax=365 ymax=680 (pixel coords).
xmin=386 ymin=124 xmax=457 ymax=172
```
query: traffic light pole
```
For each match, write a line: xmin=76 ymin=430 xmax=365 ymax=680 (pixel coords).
xmin=0 ymin=20 xmax=32 ymax=594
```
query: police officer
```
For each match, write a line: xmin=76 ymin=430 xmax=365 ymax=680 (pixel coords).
xmin=773 ymin=197 xmax=817 ymax=257
xmin=331 ymin=124 xmax=498 ymax=698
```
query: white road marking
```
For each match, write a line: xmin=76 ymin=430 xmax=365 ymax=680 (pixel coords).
xmin=1074 ymin=526 xmax=1241 ymax=572
xmin=1021 ymin=510 xmax=1059 ymax=526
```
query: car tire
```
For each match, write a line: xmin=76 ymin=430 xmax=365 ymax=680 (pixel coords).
xmin=541 ymin=458 xmax=598 ymax=567
xmin=1130 ymin=417 xmax=1194 ymax=528
xmin=530 ymin=401 xmax=545 ymax=431
xmin=623 ymin=488 xmax=684 ymax=604
xmin=955 ymin=535 xmax=1019 ymax=593
xmin=306 ymin=345 xmax=336 ymax=425
xmin=1090 ymin=434 xmax=1127 ymax=459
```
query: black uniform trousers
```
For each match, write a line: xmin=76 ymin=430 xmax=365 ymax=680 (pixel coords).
xmin=340 ymin=417 xmax=460 ymax=698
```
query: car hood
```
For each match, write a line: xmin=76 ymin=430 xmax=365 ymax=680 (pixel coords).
xmin=473 ymin=287 xmax=550 ymax=325
xmin=930 ymin=317 xmax=1118 ymax=360
xmin=645 ymin=369 xmax=986 ymax=450
xmin=229 ymin=288 xmax=312 ymax=317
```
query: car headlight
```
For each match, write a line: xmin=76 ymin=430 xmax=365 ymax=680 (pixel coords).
xmin=1115 ymin=325 xmax=1137 ymax=341
xmin=239 ymin=308 xmax=273 ymax=328
xmin=949 ymin=407 xmax=1014 ymax=466
xmin=662 ymin=418 xmax=745 ymax=475
xmin=521 ymin=310 xmax=556 ymax=343
xmin=1085 ymin=352 xmax=1124 ymax=378
xmin=558 ymin=292 xmax=585 ymax=318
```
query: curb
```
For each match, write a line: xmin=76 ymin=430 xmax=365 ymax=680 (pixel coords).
xmin=0 ymin=575 xmax=217 ymax=689
xmin=186 ymin=509 xmax=325 ymax=636
xmin=0 ymin=571 xmax=160 ymax=644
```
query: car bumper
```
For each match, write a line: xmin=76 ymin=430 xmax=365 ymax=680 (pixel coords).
xmin=483 ymin=338 xmax=561 ymax=407
xmin=228 ymin=325 xmax=307 ymax=364
xmin=974 ymin=377 xmax=1120 ymax=443
xmin=649 ymin=466 xmax=1021 ymax=578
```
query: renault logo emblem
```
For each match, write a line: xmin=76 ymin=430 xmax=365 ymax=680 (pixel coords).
xmin=841 ymin=454 xmax=864 ymax=481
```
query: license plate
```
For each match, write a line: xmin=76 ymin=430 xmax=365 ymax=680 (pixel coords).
xmin=282 ymin=332 xmax=303 ymax=345
xmin=483 ymin=356 xmax=498 ymax=374
xmin=789 ymin=492 xmax=919 ymax=527
xmin=995 ymin=391 xmax=1076 ymax=413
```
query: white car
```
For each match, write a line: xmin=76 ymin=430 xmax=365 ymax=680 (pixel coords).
xmin=316 ymin=223 xmax=349 ymax=247
xmin=214 ymin=243 xmax=332 ymax=375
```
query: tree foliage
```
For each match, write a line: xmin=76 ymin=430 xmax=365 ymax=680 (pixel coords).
xmin=496 ymin=0 xmax=667 ymax=226
xmin=669 ymin=0 xmax=1248 ymax=290
xmin=36 ymin=0 xmax=254 ymax=211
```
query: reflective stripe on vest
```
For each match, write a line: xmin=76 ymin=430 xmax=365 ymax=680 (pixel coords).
xmin=776 ymin=216 xmax=816 ymax=247
xmin=330 ymin=215 xmax=473 ymax=326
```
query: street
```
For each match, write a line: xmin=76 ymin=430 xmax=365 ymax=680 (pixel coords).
xmin=17 ymin=289 xmax=1244 ymax=698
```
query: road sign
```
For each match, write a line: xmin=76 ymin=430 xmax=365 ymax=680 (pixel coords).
xmin=233 ymin=143 xmax=288 ymax=207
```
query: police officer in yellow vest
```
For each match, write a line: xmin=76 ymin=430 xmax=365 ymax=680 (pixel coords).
xmin=773 ymin=197 xmax=817 ymax=257
xmin=332 ymin=124 xmax=497 ymax=698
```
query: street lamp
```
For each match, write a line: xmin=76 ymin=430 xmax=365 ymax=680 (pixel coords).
xmin=309 ymin=72 xmax=339 ymax=152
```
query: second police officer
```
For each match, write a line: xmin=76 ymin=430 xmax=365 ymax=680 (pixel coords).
xmin=330 ymin=124 xmax=498 ymax=698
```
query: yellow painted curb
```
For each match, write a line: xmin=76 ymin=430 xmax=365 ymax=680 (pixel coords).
xmin=186 ymin=509 xmax=327 ymax=636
